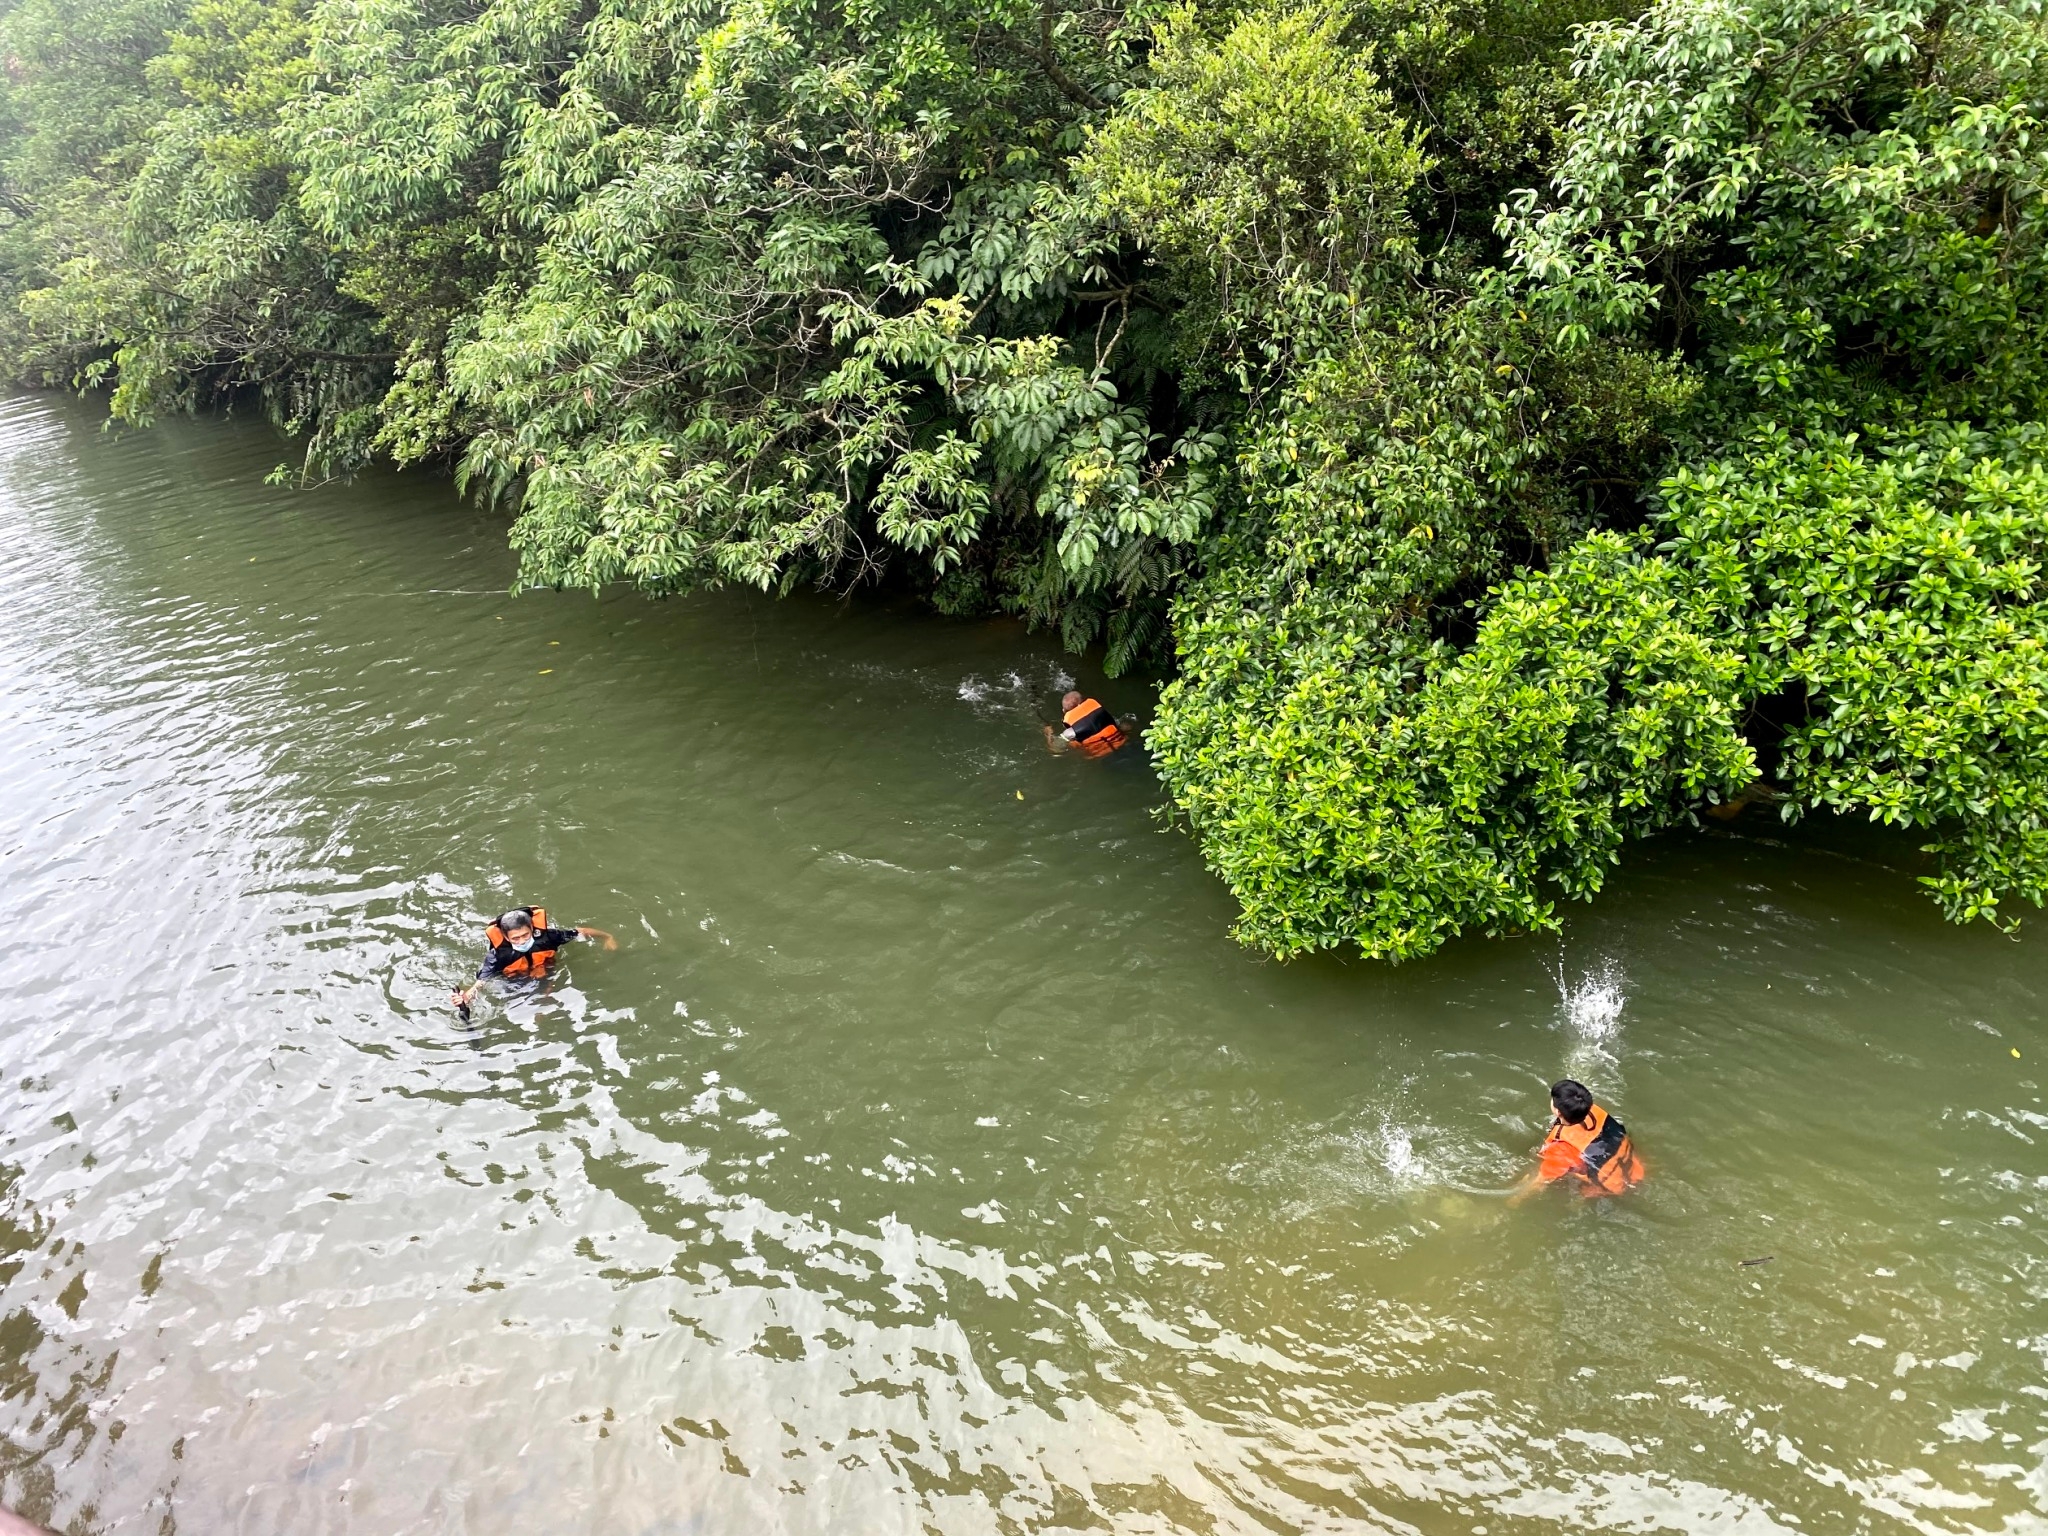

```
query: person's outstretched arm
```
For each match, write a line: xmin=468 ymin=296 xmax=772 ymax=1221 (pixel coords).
xmin=453 ymin=946 xmax=508 ymax=1013
xmin=576 ymin=925 xmax=619 ymax=951
xmin=1509 ymin=1136 xmax=1583 ymax=1204
xmin=1505 ymin=1170 xmax=1548 ymax=1206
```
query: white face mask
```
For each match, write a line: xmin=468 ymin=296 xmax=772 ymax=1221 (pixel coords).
xmin=510 ymin=935 xmax=535 ymax=953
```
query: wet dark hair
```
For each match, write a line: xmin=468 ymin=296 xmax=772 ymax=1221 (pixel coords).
xmin=1550 ymin=1078 xmax=1595 ymax=1123
xmin=497 ymin=908 xmax=535 ymax=934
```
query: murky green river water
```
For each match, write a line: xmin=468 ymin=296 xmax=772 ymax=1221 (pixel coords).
xmin=0 ymin=391 xmax=2040 ymax=1535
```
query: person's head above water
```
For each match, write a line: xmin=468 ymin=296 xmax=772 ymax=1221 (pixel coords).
xmin=1062 ymin=690 xmax=1083 ymax=710
xmin=1550 ymin=1078 xmax=1595 ymax=1126
xmin=497 ymin=909 xmax=535 ymax=951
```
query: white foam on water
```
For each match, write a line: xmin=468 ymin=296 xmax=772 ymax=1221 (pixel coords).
xmin=1555 ymin=958 xmax=1627 ymax=1081
xmin=1376 ymin=1120 xmax=1425 ymax=1184
xmin=955 ymin=669 xmax=1032 ymax=712
xmin=1268 ymin=1111 xmax=1478 ymax=1213
xmin=954 ymin=662 xmax=1082 ymax=718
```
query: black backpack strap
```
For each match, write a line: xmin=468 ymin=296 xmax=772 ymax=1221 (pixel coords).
xmin=1067 ymin=704 xmax=1113 ymax=741
xmin=1581 ymin=1113 xmax=1627 ymax=1174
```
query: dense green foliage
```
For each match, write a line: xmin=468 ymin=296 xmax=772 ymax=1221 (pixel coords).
xmin=1154 ymin=0 xmax=2048 ymax=953
xmin=2 ymin=0 xmax=2044 ymax=955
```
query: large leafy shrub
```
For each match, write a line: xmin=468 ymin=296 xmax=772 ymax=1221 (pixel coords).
xmin=1149 ymin=0 xmax=2048 ymax=956
xmin=1160 ymin=425 xmax=2048 ymax=958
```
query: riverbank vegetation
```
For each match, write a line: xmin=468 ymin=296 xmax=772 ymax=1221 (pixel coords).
xmin=2 ymin=0 xmax=2044 ymax=957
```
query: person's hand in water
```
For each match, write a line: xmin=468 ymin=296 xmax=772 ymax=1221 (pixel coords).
xmin=577 ymin=926 xmax=619 ymax=951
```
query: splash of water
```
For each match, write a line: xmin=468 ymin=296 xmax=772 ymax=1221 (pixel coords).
xmin=1558 ymin=961 xmax=1626 ymax=1044
xmin=1377 ymin=1120 xmax=1423 ymax=1184
xmin=1555 ymin=959 xmax=1627 ymax=1081
xmin=954 ymin=664 xmax=1074 ymax=715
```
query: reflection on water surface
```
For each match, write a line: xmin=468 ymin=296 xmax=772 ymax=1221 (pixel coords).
xmin=0 ymin=394 xmax=2040 ymax=1534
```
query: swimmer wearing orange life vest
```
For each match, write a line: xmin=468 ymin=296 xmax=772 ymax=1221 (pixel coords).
xmin=1044 ymin=691 xmax=1129 ymax=758
xmin=1510 ymin=1078 xmax=1646 ymax=1201
xmin=451 ymin=905 xmax=616 ymax=1018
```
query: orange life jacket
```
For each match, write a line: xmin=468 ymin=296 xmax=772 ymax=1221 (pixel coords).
xmin=485 ymin=906 xmax=562 ymax=978
xmin=1538 ymin=1103 xmax=1645 ymax=1196
xmin=1063 ymin=697 xmax=1127 ymax=757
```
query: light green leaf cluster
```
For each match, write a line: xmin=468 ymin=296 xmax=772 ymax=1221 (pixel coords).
xmin=1161 ymin=422 xmax=2048 ymax=959
xmin=1151 ymin=299 xmax=1713 ymax=958
xmin=1080 ymin=1 xmax=1429 ymax=323
xmin=1659 ymin=428 xmax=2048 ymax=926
xmin=1157 ymin=529 xmax=1755 ymax=957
